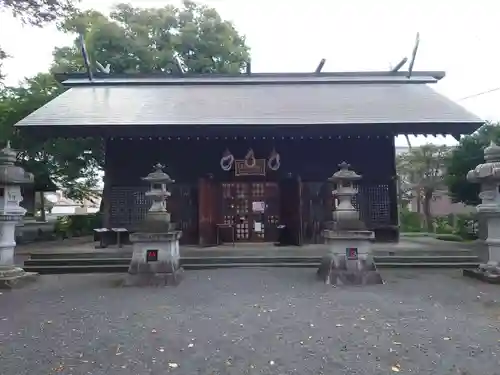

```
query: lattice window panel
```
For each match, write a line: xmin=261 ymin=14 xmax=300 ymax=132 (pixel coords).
xmin=109 ymin=185 xmax=196 ymax=233
xmin=236 ymin=219 xmax=250 ymax=240
xmin=356 ymin=184 xmax=391 ymax=227
xmin=251 ymin=183 xmax=265 ymax=198
xmin=110 ymin=186 xmax=150 ymax=227
xmin=222 ymin=183 xmax=232 ymax=199
xmin=301 ymin=182 xmax=392 ymax=234
xmin=252 ymin=183 xmax=266 ymax=240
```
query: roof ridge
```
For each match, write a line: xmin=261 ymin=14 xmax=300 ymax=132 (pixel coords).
xmin=55 ymin=71 xmax=446 ymax=86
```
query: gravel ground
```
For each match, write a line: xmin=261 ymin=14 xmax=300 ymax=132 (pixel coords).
xmin=1 ymin=269 xmax=500 ymax=375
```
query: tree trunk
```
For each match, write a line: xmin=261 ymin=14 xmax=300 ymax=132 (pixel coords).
xmin=101 ymin=173 xmax=111 ymax=228
xmin=423 ymin=190 xmax=433 ymax=233
xmin=39 ymin=191 xmax=46 ymax=222
xmin=415 ymin=188 xmax=423 ymax=230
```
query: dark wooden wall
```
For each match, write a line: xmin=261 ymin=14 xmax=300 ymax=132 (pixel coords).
xmin=106 ymin=136 xmax=396 ymax=185
xmin=104 ymin=135 xmax=398 ymax=242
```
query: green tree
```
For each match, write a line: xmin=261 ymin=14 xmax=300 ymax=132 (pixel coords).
xmin=446 ymin=122 xmax=500 ymax=206
xmin=47 ymin=0 xmax=250 ymax=223
xmin=397 ymin=144 xmax=450 ymax=232
xmin=0 ymin=0 xmax=78 ymax=80
xmin=51 ymin=0 xmax=250 ymax=75
xmin=0 ymin=73 xmax=103 ymax=201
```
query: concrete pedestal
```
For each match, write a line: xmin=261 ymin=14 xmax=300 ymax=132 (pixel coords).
xmin=0 ymin=217 xmax=38 ymax=290
xmin=463 ymin=209 xmax=500 ymax=282
xmin=124 ymin=231 xmax=183 ymax=286
xmin=317 ymin=229 xmax=383 ymax=285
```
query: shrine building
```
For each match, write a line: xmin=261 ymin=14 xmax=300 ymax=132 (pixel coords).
xmin=14 ymin=71 xmax=483 ymax=245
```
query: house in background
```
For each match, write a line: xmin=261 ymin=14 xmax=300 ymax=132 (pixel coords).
xmin=395 ymin=145 xmax=475 ymax=216
xmin=20 ymin=174 xmax=58 ymax=218
xmin=45 ymin=190 xmax=101 ymax=216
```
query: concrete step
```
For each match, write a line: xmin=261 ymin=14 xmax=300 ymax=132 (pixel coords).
xmin=22 ymin=254 xmax=481 ymax=274
xmin=24 ymin=262 xmax=480 ymax=274
xmin=29 ymin=252 xmax=132 ymax=260
xmin=24 ymin=258 xmax=132 ymax=267
xmin=25 ymin=255 xmax=480 ymax=267
xmin=27 ymin=248 xmax=479 ymax=260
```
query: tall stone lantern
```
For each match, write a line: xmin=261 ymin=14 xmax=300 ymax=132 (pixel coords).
xmin=0 ymin=142 xmax=38 ymax=289
xmin=317 ymin=162 xmax=383 ymax=285
xmin=464 ymin=141 xmax=500 ymax=282
xmin=329 ymin=161 xmax=362 ymax=225
xmin=125 ymin=163 xmax=182 ymax=286
xmin=142 ymin=163 xmax=175 ymax=227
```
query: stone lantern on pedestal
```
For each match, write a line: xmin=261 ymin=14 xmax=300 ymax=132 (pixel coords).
xmin=317 ymin=162 xmax=383 ymax=285
xmin=142 ymin=163 xmax=175 ymax=227
xmin=330 ymin=161 xmax=363 ymax=226
xmin=0 ymin=142 xmax=38 ymax=289
xmin=463 ymin=141 xmax=500 ymax=282
xmin=125 ymin=163 xmax=182 ymax=286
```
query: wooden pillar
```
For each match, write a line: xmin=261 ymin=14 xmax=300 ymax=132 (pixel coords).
xmin=388 ymin=135 xmax=400 ymax=241
xmin=198 ymin=175 xmax=218 ymax=246
xmin=102 ymin=138 xmax=111 ymax=228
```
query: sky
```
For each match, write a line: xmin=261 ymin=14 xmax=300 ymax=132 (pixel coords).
xmin=1 ymin=0 xmax=499 ymax=147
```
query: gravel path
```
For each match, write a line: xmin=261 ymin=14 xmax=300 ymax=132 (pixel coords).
xmin=1 ymin=269 xmax=500 ymax=375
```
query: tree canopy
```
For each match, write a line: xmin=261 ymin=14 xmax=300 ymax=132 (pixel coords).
xmin=0 ymin=73 xmax=103 ymax=200
xmin=397 ymin=144 xmax=450 ymax=231
xmin=445 ymin=122 xmax=500 ymax=206
xmin=0 ymin=0 xmax=78 ymax=80
xmin=0 ymin=0 xmax=250 ymax=203
xmin=51 ymin=0 xmax=250 ymax=75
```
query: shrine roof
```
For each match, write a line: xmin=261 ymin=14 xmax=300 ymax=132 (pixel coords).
xmin=15 ymin=71 xmax=483 ymax=137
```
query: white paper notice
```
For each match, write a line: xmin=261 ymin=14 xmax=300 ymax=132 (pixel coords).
xmin=254 ymin=222 xmax=263 ymax=232
xmin=252 ymin=201 xmax=265 ymax=212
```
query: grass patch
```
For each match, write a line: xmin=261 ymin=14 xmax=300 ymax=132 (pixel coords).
xmin=435 ymin=234 xmax=464 ymax=242
xmin=400 ymin=232 xmax=436 ymax=238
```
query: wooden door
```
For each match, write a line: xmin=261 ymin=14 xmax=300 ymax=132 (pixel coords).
xmin=198 ymin=176 xmax=218 ymax=246
xmin=221 ymin=182 xmax=280 ymax=242
xmin=279 ymin=174 xmax=303 ymax=246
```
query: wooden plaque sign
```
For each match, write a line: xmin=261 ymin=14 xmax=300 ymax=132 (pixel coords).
xmin=235 ymin=159 xmax=266 ymax=176
xmin=346 ymin=247 xmax=358 ymax=260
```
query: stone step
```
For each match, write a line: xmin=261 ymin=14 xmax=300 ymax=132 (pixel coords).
xmin=23 ymin=258 xmax=481 ymax=274
xmin=28 ymin=249 xmax=478 ymax=260
xmin=24 ymin=262 xmax=480 ymax=275
xmin=24 ymin=255 xmax=479 ymax=268
xmin=24 ymin=258 xmax=132 ymax=267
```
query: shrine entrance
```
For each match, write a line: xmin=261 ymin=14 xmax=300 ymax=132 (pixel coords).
xmin=221 ymin=182 xmax=280 ymax=242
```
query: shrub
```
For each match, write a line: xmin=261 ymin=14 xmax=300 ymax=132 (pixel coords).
xmin=54 ymin=216 xmax=71 ymax=238
xmin=433 ymin=216 xmax=454 ymax=235
xmin=54 ymin=213 xmax=102 ymax=238
xmin=400 ymin=209 xmax=422 ymax=232
xmin=453 ymin=213 xmax=478 ymax=240
xmin=435 ymin=233 xmax=464 ymax=242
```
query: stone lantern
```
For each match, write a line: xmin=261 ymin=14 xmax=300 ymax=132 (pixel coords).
xmin=463 ymin=141 xmax=500 ymax=282
xmin=0 ymin=142 xmax=38 ymax=289
xmin=317 ymin=162 xmax=383 ymax=285
xmin=328 ymin=161 xmax=362 ymax=225
xmin=142 ymin=163 xmax=175 ymax=227
xmin=125 ymin=163 xmax=182 ymax=286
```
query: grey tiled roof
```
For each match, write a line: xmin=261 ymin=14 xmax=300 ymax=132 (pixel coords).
xmin=15 ymin=77 xmax=482 ymax=127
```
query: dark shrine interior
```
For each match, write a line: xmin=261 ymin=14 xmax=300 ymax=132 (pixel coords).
xmin=105 ymin=134 xmax=398 ymax=245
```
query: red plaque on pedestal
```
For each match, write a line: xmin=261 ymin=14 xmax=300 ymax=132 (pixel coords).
xmin=146 ymin=249 xmax=159 ymax=262
xmin=346 ymin=248 xmax=358 ymax=260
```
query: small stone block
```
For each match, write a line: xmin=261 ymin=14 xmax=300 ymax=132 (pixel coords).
xmin=0 ymin=267 xmax=39 ymax=290
xmin=463 ymin=264 xmax=500 ymax=284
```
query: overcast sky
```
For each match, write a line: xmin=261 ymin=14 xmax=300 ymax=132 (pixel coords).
xmin=1 ymin=0 xmax=498 ymax=147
